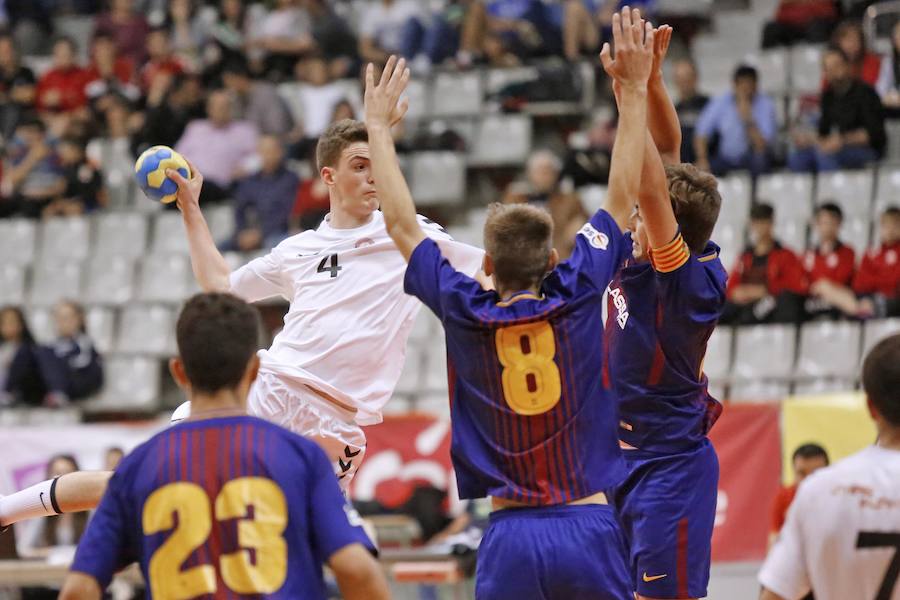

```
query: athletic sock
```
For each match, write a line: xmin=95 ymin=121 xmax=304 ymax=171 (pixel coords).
xmin=0 ymin=477 xmax=61 ymax=527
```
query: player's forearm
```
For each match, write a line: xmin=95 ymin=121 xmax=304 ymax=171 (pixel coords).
xmin=59 ymin=573 xmax=102 ymax=600
xmin=335 ymin=562 xmax=391 ymax=600
xmin=607 ymin=84 xmax=648 ymax=229
xmin=648 ymin=74 xmax=682 ymax=164
xmin=56 ymin=471 xmax=112 ymax=513
xmin=366 ymin=122 xmax=425 ymax=260
xmin=638 ymin=130 xmax=678 ymax=248
xmin=181 ymin=205 xmax=231 ymax=292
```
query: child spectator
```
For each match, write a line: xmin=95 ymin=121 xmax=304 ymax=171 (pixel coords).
xmin=761 ymin=0 xmax=837 ymax=48
xmin=0 ymin=306 xmax=52 ymax=407
xmin=139 ymin=27 xmax=186 ymax=94
xmin=832 ymin=20 xmax=881 ymax=86
xmin=854 ymin=206 xmax=900 ymax=318
xmin=0 ymin=118 xmax=65 ymax=219
xmin=673 ymin=58 xmax=709 ymax=165
xmin=93 ymin=0 xmax=150 ymax=66
xmin=722 ymin=203 xmax=808 ymax=325
xmin=42 ymin=137 xmax=106 ymax=217
xmin=803 ymin=202 xmax=856 ymax=319
xmin=84 ymin=32 xmax=140 ymax=107
xmin=36 ymin=37 xmax=90 ymax=114
xmin=43 ymin=300 xmax=104 ymax=403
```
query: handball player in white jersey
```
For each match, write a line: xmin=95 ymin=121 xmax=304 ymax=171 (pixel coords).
xmin=166 ymin=117 xmax=484 ymax=489
xmin=759 ymin=333 xmax=900 ymax=600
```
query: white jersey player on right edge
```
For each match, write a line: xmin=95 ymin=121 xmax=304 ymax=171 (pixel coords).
xmin=759 ymin=333 xmax=900 ymax=600
xmin=168 ymin=111 xmax=484 ymax=490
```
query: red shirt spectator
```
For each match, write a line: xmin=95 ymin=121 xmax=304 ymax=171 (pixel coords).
xmin=775 ymin=0 xmax=837 ymax=26
xmin=84 ymin=34 xmax=134 ymax=89
xmin=292 ymin=177 xmax=330 ymax=231
xmin=93 ymin=0 xmax=150 ymax=66
xmin=727 ymin=243 xmax=809 ymax=298
xmin=36 ymin=38 xmax=90 ymax=113
xmin=139 ymin=28 xmax=186 ymax=93
xmin=853 ymin=207 xmax=900 ymax=298
xmin=804 ymin=243 xmax=855 ymax=286
xmin=833 ymin=20 xmax=881 ymax=87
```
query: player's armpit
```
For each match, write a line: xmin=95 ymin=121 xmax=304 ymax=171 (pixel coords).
xmin=59 ymin=572 xmax=103 ymax=600
xmin=329 ymin=542 xmax=391 ymax=600
xmin=759 ymin=588 xmax=788 ymax=600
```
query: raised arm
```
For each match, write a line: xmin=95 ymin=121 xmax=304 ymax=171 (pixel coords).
xmin=363 ymin=56 xmax=424 ymax=261
xmin=167 ymin=160 xmax=231 ymax=292
xmin=647 ymin=25 xmax=682 ymax=164
xmin=638 ymin=129 xmax=678 ymax=248
xmin=599 ymin=7 xmax=655 ymax=232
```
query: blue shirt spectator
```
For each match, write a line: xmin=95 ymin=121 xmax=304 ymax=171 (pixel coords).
xmin=232 ymin=135 xmax=299 ymax=251
xmin=694 ymin=65 xmax=777 ymax=176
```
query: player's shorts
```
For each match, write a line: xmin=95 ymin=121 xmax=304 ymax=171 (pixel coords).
xmin=611 ymin=438 xmax=719 ymax=599
xmin=475 ymin=504 xmax=631 ymax=600
xmin=248 ymin=371 xmax=366 ymax=493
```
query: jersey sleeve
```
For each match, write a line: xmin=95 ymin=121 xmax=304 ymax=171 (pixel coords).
xmin=649 ymin=233 xmax=726 ymax=324
xmin=758 ymin=482 xmax=813 ymax=599
xmin=306 ymin=443 xmax=376 ymax=560
xmin=69 ymin=471 xmax=134 ymax=588
xmin=404 ymin=237 xmax=482 ymax=320
xmin=229 ymin=249 xmax=292 ymax=303
xmin=419 ymin=215 xmax=485 ymax=277
xmin=568 ymin=209 xmax=628 ymax=289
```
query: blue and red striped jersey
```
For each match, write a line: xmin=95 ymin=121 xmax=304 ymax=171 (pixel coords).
xmin=605 ymin=232 xmax=728 ymax=453
xmin=70 ymin=415 xmax=372 ymax=598
xmin=404 ymin=209 xmax=628 ymax=505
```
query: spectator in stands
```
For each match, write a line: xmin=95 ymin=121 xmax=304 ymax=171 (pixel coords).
xmin=502 ymin=149 xmax=588 ymax=258
xmin=722 ymin=203 xmax=808 ymax=325
xmin=137 ymin=73 xmax=204 ymax=153
xmin=398 ymin=1 xmax=468 ymax=73
xmin=206 ymin=0 xmax=257 ymax=71
xmin=248 ymin=0 xmax=316 ymax=80
xmin=86 ymin=96 xmax=138 ymax=209
xmin=84 ymin=32 xmax=140 ymax=107
xmin=0 ymin=117 xmax=65 ymax=219
xmin=221 ymin=59 xmax=294 ymax=139
xmin=286 ymin=56 xmax=349 ymax=157
xmin=802 ymin=202 xmax=857 ymax=319
xmin=853 ymin=206 xmax=900 ymax=318
xmin=0 ymin=32 xmax=37 ymax=141
xmin=561 ymin=107 xmax=613 ymax=187
xmin=832 ymin=19 xmax=881 ymax=86
xmin=27 ymin=455 xmax=88 ymax=549
xmin=788 ymin=47 xmax=886 ymax=172
xmin=769 ymin=443 xmax=829 ymax=544
xmin=5 ymin=0 xmax=54 ymax=56
xmin=165 ymin=0 xmax=205 ymax=70
xmin=673 ymin=58 xmax=709 ymax=165
xmin=93 ymin=0 xmax=150 ymax=66
xmin=105 ymin=447 xmax=125 ymax=471
xmin=0 ymin=306 xmax=51 ymax=407
xmin=139 ymin=27 xmax=186 ymax=94
xmin=41 ymin=300 xmax=103 ymax=404
xmin=761 ymin=0 xmax=838 ymax=48
xmin=304 ymin=0 xmax=358 ymax=79
xmin=230 ymin=135 xmax=298 ymax=251
xmin=41 ymin=136 xmax=106 ymax=218
xmin=458 ymin=0 xmax=562 ymax=67
xmin=694 ymin=65 xmax=776 ymax=176
xmin=36 ymin=36 xmax=90 ymax=114
xmin=292 ymin=167 xmax=330 ymax=232
xmin=876 ymin=20 xmax=900 ymax=118
xmin=175 ymin=89 xmax=259 ymax=202
xmin=358 ymin=0 xmax=425 ymax=67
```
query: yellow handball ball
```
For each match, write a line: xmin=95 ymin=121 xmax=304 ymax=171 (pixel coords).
xmin=134 ymin=145 xmax=191 ymax=204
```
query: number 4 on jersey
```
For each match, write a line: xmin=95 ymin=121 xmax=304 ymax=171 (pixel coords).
xmin=317 ymin=254 xmax=342 ymax=278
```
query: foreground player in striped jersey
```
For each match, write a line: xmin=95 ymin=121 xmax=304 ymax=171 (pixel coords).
xmin=602 ymin=25 xmax=726 ymax=600
xmin=57 ymin=293 xmax=389 ymax=600
xmin=168 ymin=120 xmax=484 ymax=490
xmin=365 ymin=7 xmax=654 ymax=597
xmin=759 ymin=334 xmax=900 ymax=600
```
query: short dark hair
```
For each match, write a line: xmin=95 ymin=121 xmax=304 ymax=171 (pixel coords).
xmin=824 ymin=45 xmax=850 ymax=64
xmin=792 ymin=443 xmax=829 ymax=465
xmin=862 ymin=333 xmax=900 ymax=427
xmin=221 ymin=58 xmax=250 ymax=78
xmin=665 ymin=163 xmax=721 ymax=253
xmin=483 ymin=203 xmax=553 ymax=290
xmin=53 ymin=35 xmax=78 ymax=54
xmin=750 ymin=203 xmax=774 ymax=222
xmin=316 ymin=119 xmax=368 ymax=172
xmin=816 ymin=202 xmax=843 ymax=222
xmin=175 ymin=293 xmax=259 ymax=393
xmin=883 ymin=205 xmax=900 ymax=220
xmin=733 ymin=64 xmax=758 ymax=83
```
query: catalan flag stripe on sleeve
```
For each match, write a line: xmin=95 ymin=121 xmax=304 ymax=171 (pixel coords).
xmin=649 ymin=233 xmax=690 ymax=273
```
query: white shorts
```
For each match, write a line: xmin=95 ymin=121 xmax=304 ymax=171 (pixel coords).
xmin=248 ymin=371 xmax=366 ymax=493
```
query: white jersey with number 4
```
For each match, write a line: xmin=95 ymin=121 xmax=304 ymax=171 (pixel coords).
xmin=229 ymin=210 xmax=484 ymax=425
xmin=759 ymin=445 xmax=900 ymax=600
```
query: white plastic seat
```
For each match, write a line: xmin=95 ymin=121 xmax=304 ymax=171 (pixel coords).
xmin=862 ymin=318 xmax=900 ymax=360
xmin=796 ymin=321 xmax=861 ymax=379
xmin=840 ymin=217 xmax=872 ymax=257
xmin=205 ymin=204 xmax=237 ymax=245
xmin=793 ymin=379 xmax=857 ymax=396
xmin=151 ymin=211 xmax=190 ymax=254
xmin=703 ymin=326 xmax=733 ymax=381
xmin=0 ymin=264 xmax=26 ymax=305
xmin=815 ymin=170 xmax=874 ymax=219
xmin=92 ymin=355 xmax=161 ymax=410
xmin=432 ymin=72 xmax=482 ymax=117
xmin=732 ymin=324 xmax=797 ymax=380
xmin=85 ymin=306 xmax=116 ymax=354
xmin=411 ymin=152 xmax=466 ymax=206
xmin=716 ymin=174 xmax=752 ymax=228
xmin=728 ymin=380 xmax=790 ymax=403
xmin=400 ymin=78 xmax=430 ymax=121
xmin=0 ymin=219 xmax=37 ymax=265
xmin=774 ymin=220 xmax=807 ymax=253
xmin=710 ymin=222 xmax=743 ymax=273
xmin=28 ymin=261 xmax=82 ymax=307
xmin=755 ymin=173 xmax=813 ymax=219
xmin=39 ymin=216 xmax=91 ymax=263
xmin=754 ymin=49 xmax=789 ymax=96
xmin=138 ymin=255 xmax=191 ymax=303
xmin=93 ymin=212 xmax=149 ymax=260
xmin=27 ymin=307 xmax=55 ymax=343
xmin=874 ymin=167 xmax=900 ymax=217
xmin=83 ymin=256 xmax=135 ymax=306
xmin=116 ymin=305 xmax=175 ymax=356
xmin=470 ymin=115 xmax=532 ymax=166
xmin=789 ymin=44 xmax=825 ymax=95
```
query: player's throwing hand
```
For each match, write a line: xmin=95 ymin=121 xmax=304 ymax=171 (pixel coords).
xmin=166 ymin=156 xmax=203 ymax=213
xmin=364 ymin=55 xmax=411 ymax=129
xmin=599 ymin=6 xmax=655 ymax=89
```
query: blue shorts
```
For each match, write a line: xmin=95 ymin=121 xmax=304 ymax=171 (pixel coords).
xmin=475 ymin=504 xmax=631 ymax=600
xmin=611 ymin=439 xmax=719 ymax=599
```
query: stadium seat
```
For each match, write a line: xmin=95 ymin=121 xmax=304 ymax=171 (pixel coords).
xmin=485 ymin=66 xmax=540 ymax=97
xmin=716 ymin=174 xmax=752 ymax=228
xmin=401 ymin=77 xmax=430 ymax=121
xmin=796 ymin=321 xmax=861 ymax=380
xmin=840 ymin=217 xmax=872 ymax=256
xmin=23 ymin=407 xmax=82 ymax=425
xmin=91 ymin=355 xmax=161 ymax=411
xmin=138 ymin=255 xmax=192 ymax=303
xmin=470 ymin=115 xmax=532 ymax=166
xmin=29 ymin=261 xmax=83 ymax=307
xmin=703 ymin=326 xmax=733 ymax=381
xmin=732 ymin=324 xmax=797 ymax=380
xmin=205 ymin=204 xmax=236 ymax=245
xmin=793 ymin=379 xmax=857 ymax=395
xmin=93 ymin=212 xmax=149 ymax=260
xmin=116 ymin=305 xmax=176 ymax=356
xmin=53 ymin=16 xmax=95 ymax=61
xmin=578 ymin=185 xmax=607 ymax=215
xmin=431 ymin=72 xmax=482 ymax=117
xmin=83 ymin=255 xmax=135 ymax=306
xmin=729 ymin=380 xmax=791 ymax=403
xmin=85 ymin=306 xmax=116 ymax=355
xmin=0 ymin=265 xmax=26 ymax=306
xmin=874 ymin=167 xmax=900 ymax=218
xmin=815 ymin=169 xmax=874 ymax=219
xmin=151 ymin=212 xmax=190 ymax=254
xmin=0 ymin=219 xmax=37 ymax=265
xmin=862 ymin=318 xmax=900 ymax=360
xmin=753 ymin=49 xmax=789 ymax=96
xmin=774 ymin=219 xmax=807 ymax=252
xmin=789 ymin=44 xmax=825 ymax=95
xmin=26 ymin=307 xmax=55 ymax=343
xmin=410 ymin=152 xmax=466 ymax=206
xmin=710 ymin=222 xmax=743 ymax=272
xmin=756 ymin=173 xmax=813 ymax=219
xmin=39 ymin=216 xmax=91 ymax=263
